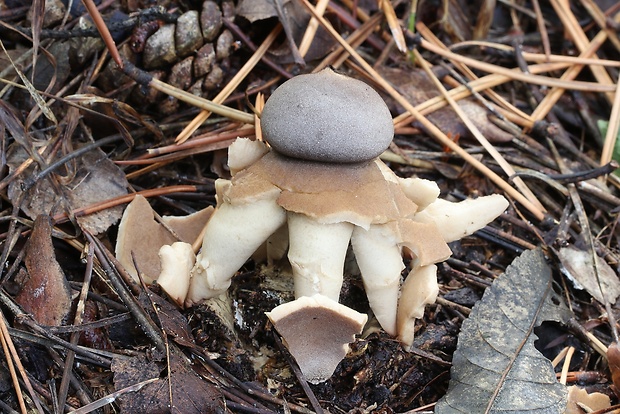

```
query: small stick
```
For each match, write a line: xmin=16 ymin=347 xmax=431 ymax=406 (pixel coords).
xmin=223 ymin=19 xmax=292 ymax=79
xmin=531 ymin=0 xmax=551 ymax=60
xmin=52 ymin=185 xmax=198 ymax=224
xmin=81 ymin=0 xmax=122 ymax=68
xmin=378 ymin=0 xmax=406 ymax=52
xmin=601 ymin=77 xmax=620 ymax=166
xmin=549 ymin=139 xmax=619 ymax=343
xmin=298 ymin=0 xmax=330 ymax=56
xmin=530 ymin=25 xmax=612 ymax=122
xmin=549 ymin=0 xmax=615 ymax=102
xmin=272 ymin=332 xmax=324 ymax=414
xmin=418 ymin=37 xmax=617 ymax=92
xmin=86 ymin=233 xmax=167 ymax=352
xmin=56 ymin=241 xmax=96 ymax=410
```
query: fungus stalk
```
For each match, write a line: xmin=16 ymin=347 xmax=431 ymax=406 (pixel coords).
xmin=288 ymin=212 xmax=354 ymax=300
xmin=351 ymin=224 xmax=404 ymax=336
xmin=186 ymin=187 xmax=286 ymax=305
xmin=397 ymin=264 xmax=439 ymax=349
xmin=157 ymin=242 xmax=195 ymax=306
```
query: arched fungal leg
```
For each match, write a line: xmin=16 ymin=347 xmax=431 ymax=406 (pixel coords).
xmin=287 ymin=213 xmax=354 ymax=301
xmin=396 ymin=264 xmax=439 ymax=350
xmin=351 ymin=224 xmax=404 ymax=336
xmin=186 ymin=193 xmax=286 ymax=306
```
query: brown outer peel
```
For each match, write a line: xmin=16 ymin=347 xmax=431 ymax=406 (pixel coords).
xmin=266 ymin=294 xmax=368 ymax=384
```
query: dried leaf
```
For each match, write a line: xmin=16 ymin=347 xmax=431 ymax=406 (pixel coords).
xmin=472 ymin=0 xmax=496 ymax=40
xmin=15 ymin=216 xmax=72 ymax=326
xmin=558 ymin=245 xmax=620 ymax=304
xmin=607 ymin=343 xmax=620 ymax=394
xmin=381 ymin=67 xmax=513 ymax=143
xmin=139 ymin=291 xmax=195 ymax=347
xmin=237 ymin=0 xmax=332 ymax=62
xmin=7 ymin=145 xmax=129 ymax=234
xmin=237 ymin=0 xmax=281 ymax=22
xmin=435 ymin=249 xmax=570 ymax=413
xmin=0 ymin=39 xmax=57 ymax=124
xmin=417 ymin=0 xmax=474 ymax=42
xmin=565 ymin=385 xmax=610 ymax=414
xmin=111 ymin=346 xmax=224 ymax=413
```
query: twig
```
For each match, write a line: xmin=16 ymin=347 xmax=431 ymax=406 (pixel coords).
xmin=0 ymin=311 xmax=45 ymax=413
xmin=52 ymin=185 xmax=199 ymax=224
xmin=223 ymin=19 xmax=292 ymax=79
xmin=194 ymin=350 xmax=317 ymax=414
xmin=85 ymin=232 xmax=167 ymax=353
xmin=601 ymin=76 xmax=620 ymax=166
xmin=272 ymin=332 xmax=324 ymax=414
xmin=56 ymin=241 xmax=95 ymax=410
xmin=81 ymin=0 xmax=122 ymax=68
xmin=299 ymin=0 xmax=330 ymax=56
xmin=548 ymin=139 xmax=620 ymax=343
xmin=549 ymin=0 xmax=615 ymax=102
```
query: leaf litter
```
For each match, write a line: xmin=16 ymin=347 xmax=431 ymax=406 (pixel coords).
xmin=435 ymin=248 xmax=570 ymax=413
xmin=0 ymin=0 xmax=619 ymax=412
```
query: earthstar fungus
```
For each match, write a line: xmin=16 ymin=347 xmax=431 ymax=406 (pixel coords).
xmin=156 ymin=68 xmax=508 ymax=381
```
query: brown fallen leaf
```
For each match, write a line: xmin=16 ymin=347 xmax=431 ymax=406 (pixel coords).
xmin=435 ymin=249 xmax=570 ymax=413
xmin=608 ymin=343 xmax=620 ymax=397
xmin=7 ymin=144 xmax=129 ymax=235
xmin=558 ymin=245 xmax=620 ymax=304
xmin=111 ymin=346 xmax=224 ymax=413
xmin=237 ymin=0 xmax=333 ymax=62
xmin=417 ymin=0 xmax=477 ymax=42
xmin=565 ymin=385 xmax=611 ymax=414
xmin=381 ymin=66 xmax=514 ymax=143
xmin=138 ymin=290 xmax=196 ymax=347
xmin=79 ymin=299 xmax=114 ymax=350
xmin=15 ymin=216 xmax=72 ymax=326
xmin=237 ymin=0 xmax=281 ymax=22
